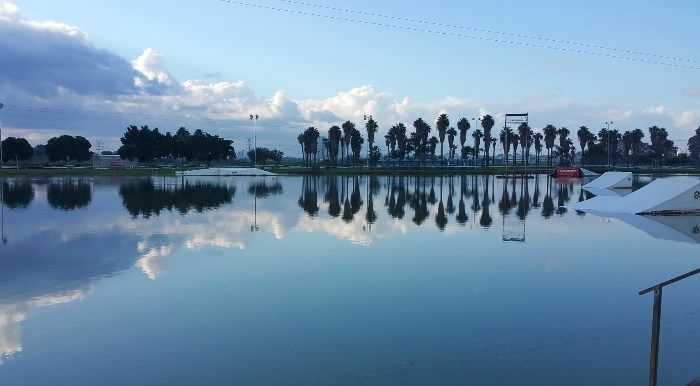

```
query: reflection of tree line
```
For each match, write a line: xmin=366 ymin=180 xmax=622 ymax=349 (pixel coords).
xmin=297 ymin=174 xmax=581 ymax=230
xmin=119 ymin=179 xmax=236 ymax=218
xmin=1 ymin=179 xmax=92 ymax=210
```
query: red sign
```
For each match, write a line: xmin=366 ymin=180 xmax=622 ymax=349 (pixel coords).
xmin=556 ymin=167 xmax=580 ymax=177
xmin=110 ymin=161 xmax=125 ymax=167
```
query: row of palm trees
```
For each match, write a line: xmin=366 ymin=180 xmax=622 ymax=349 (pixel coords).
xmin=297 ymin=115 xmax=678 ymax=167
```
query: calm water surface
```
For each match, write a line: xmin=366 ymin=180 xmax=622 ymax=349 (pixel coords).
xmin=0 ymin=174 xmax=698 ymax=385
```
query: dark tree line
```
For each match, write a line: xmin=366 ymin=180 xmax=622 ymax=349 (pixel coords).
xmin=117 ymin=125 xmax=236 ymax=166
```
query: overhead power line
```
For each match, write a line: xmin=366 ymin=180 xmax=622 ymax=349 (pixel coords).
xmin=217 ymin=0 xmax=700 ymax=71
xmin=278 ymin=0 xmax=697 ymax=64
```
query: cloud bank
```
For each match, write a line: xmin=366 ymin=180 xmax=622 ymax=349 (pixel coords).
xmin=0 ymin=1 xmax=698 ymax=154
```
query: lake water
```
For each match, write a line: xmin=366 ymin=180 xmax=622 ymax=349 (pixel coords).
xmin=0 ymin=174 xmax=698 ymax=385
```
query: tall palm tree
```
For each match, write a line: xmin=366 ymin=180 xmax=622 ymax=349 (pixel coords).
xmin=457 ymin=117 xmax=471 ymax=158
xmin=472 ymin=129 xmax=483 ymax=163
xmin=480 ymin=115 xmax=495 ymax=166
xmin=428 ymin=136 xmax=439 ymax=159
xmin=518 ymin=122 xmax=531 ymax=165
xmin=533 ymin=132 xmax=543 ymax=165
xmin=365 ymin=116 xmax=378 ymax=165
xmin=543 ymin=124 xmax=558 ymax=166
xmin=341 ymin=121 xmax=355 ymax=166
xmin=499 ymin=127 xmax=514 ymax=166
xmin=413 ymin=118 xmax=431 ymax=161
xmin=630 ymin=128 xmax=645 ymax=166
xmin=297 ymin=133 xmax=306 ymax=165
xmin=303 ymin=127 xmax=320 ymax=165
xmin=436 ymin=113 xmax=450 ymax=161
xmin=384 ymin=134 xmax=391 ymax=160
xmin=577 ymin=126 xmax=591 ymax=164
xmin=350 ymin=128 xmax=364 ymax=166
xmin=446 ymin=127 xmax=457 ymax=160
xmin=557 ymin=127 xmax=570 ymax=166
xmin=328 ymin=125 xmax=342 ymax=166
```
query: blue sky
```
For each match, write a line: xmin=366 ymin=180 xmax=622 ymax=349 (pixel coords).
xmin=1 ymin=0 xmax=699 ymax=156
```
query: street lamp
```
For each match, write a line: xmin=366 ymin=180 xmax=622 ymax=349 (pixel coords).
xmin=250 ymin=114 xmax=258 ymax=166
xmin=606 ymin=121 xmax=613 ymax=167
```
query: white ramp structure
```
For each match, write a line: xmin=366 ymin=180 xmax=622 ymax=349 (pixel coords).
xmin=176 ymin=167 xmax=276 ymax=177
xmin=582 ymin=171 xmax=633 ymax=190
xmin=569 ymin=177 xmax=700 ymax=214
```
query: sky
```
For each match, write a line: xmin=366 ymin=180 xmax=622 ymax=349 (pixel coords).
xmin=1 ymin=0 xmax=699 ymax=156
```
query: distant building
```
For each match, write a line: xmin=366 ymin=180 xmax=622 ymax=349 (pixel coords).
xmin=92 ymin=154 xmax=138 ymax=168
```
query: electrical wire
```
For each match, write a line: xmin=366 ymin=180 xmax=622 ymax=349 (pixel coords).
xmin=217 ymin=0 xmax=700 ymax=71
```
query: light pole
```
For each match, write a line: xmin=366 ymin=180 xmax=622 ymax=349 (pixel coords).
xmin=0 ymin=102 xmax=4 ymax=171
xmin=250 ymin=114 xmax=258 ymax=167
xmin=606 ymin=121 xmax=613 ymax=167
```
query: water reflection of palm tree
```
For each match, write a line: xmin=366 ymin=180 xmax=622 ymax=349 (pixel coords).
xmin=446 ymin=175 xmax=456 ymax=215
xmin=516 ymin=177 xmax=531 ymax=221
xmin=456 ymin=175 xmax=469 ymax=225
xmin=480 ymin=175 xmax=493 ymax=227
xmin=298 ymin=176 xmax=319 ymax=217
xmin=325 ymin=176 xmax=341 ymax=217
xmin=542 ymin=175 xmax=555 ymax=218
xmin=471 ymin=174 xmax=481 ymax=216
xmin=411 ymin=177 xmax=430 ymax=225
xmin=498 ymin=177 xmax=513 ymax=216
xmin=556 ymin=180 xmax=570 ymax=215
xmin=364 ymin=176 xmax=378 ymax=229
xmin=387 ymin=176 xmax=406 ymax=219
xmin=532 ymin=174 xmax=541 ymax=209
xmin=435 ymin=176 xmax=448 ymax=230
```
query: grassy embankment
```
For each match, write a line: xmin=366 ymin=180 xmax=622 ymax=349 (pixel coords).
xmin=1 ymin=164 xmax=699 ymax=177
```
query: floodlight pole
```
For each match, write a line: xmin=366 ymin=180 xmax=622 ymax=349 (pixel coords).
xmin=364 ymin=114 xmax=372 ymax=169
xmin=250 ymin=114 xmax=258 ymax=166
xmin=606 ymin=121 xmax=613 ymax=167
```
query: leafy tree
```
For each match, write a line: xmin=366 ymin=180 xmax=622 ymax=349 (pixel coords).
xmin=247 ymin=147 xmax=271 ymax=165
xmin=688 ymin=126 xmax=700 ymax=165
xmin=480 ymin=115 xmax=495 ymax=166
xmin=117 ymin=145 xmax=139 ymax=166
xmin=1 ymin=137 xmax=34 ymax=168
xmin=269 ymin=149 xmax=284 ymax=167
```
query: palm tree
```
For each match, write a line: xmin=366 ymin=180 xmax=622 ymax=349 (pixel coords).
xmin=577 ymin=126 xmax=592 ymax=164
xmin=350 ymin=128 xmax=364 ymax=166
xmin=491 ymin=137 xmax=497 ymax=165
xmin=364 ymin=116 xmax=378 ymax=165
xmin=557 ymin=127 xmax=570 ymax=166
xmin=328 ymin=125 xmax=342 ymax=166
xmin=517 ymin=122 xmax=531 ymax=166
xmin=384 ymin=134 xmax=391 ymax=160
xmin=297 ymin=133 xmax=306 ymax=164
xmin=533 ymin=132 xmax=543 ymax=165
xmin=341 ymin=121 xmax=355 ymax=166
xmin=543 ymin=124 xmax=558 ymax=166
xmin=499 ymin=127 xmax=514 ymax=166
xmin=303 ymin=127 xmax=320 ymax=165
xmin=630 ymin=128 xmax=645 ymax=166
xmin=413 ymin=118 xmax=431 ymax=161
xmin=457 ymin=117 xmax=470 ymax=159
xmin=472 ymin=129 xmax=483 ymax=163
xmin=480 ymin=115 xmax=495 ymax=166
xmin=428 ymin=136 xmax=439 ymax=160
xmin=446 ymin=127 xmax=457 ymax=160
xmin=436 ymin=113 xmax=449 ymax=161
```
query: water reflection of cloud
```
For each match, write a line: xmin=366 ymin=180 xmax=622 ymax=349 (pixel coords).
xmin=0 ymin=290 xmax=90 ymax=364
